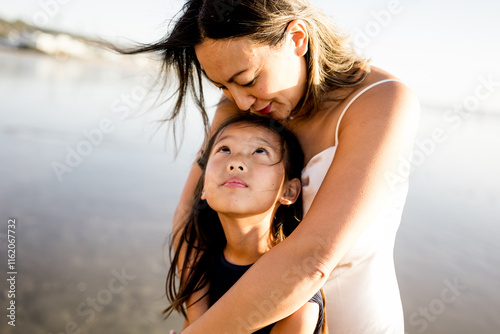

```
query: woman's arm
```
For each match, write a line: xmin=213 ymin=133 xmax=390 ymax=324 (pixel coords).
xmin=181 ymin=81 xmax=420 ymax=333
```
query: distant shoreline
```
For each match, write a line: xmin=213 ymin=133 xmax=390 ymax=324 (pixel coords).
xmin=0 ymin=44 xmax=159 ymax=71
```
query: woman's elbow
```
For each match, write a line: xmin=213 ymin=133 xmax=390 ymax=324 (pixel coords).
xmin=309 ymin=257 xmax=332 ymax=285
xmin=289 ymin=243 xmax=333 ymax=287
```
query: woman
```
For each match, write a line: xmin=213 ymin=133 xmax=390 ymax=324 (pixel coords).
xmin=123 ymin=0 xmax=420 ymax=332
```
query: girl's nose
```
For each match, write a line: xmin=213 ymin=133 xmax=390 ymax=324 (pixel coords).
xmin=227 ymin=162 xmax=245 ymax=172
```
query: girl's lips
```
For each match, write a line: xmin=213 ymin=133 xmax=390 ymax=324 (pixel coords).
xmin=257 ymin=103 xmax=272 ymax=115
xmin=222 ymin=177 xmax=248 ymax=188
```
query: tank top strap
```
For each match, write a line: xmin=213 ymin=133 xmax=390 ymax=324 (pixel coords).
xmin=334 ymin=79 xmax=402 ymax=145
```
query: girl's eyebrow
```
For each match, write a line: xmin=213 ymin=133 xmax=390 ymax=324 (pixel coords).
xmin=215 ymin=134 xmax=277 ymax=151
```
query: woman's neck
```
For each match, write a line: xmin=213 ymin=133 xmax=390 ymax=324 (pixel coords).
xmin=218 ymin=213 xmax=274 ymax=266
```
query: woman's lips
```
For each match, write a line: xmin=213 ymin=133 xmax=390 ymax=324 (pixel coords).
xmin=222 ymin=177 xmax=248 ymax=188
xmin=257 ymin=103 xmax=272 ymax=115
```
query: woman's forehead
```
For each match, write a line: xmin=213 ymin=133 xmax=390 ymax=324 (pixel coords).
xmin=195 ymin=38 xmax=269 ymax=82
xmin=197 ymin=37 xmax=260 ymax=53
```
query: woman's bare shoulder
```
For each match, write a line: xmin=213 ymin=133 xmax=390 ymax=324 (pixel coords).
xmin=306 ymin=66 xmax=418 ymax=154
xmin=339 ymin=66 xmax=420 ymax=140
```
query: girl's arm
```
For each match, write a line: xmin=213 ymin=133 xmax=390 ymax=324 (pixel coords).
xmin=181 ymin=81 xmax=420 ymax=333
xmin=183 ymin=285 xmax=210 ymax=328
xmin=270 ymin=302 xmax=320 ymax=333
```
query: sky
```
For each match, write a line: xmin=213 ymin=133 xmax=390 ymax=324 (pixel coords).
xmin=1 ymin=0 xmax=500 ymax=110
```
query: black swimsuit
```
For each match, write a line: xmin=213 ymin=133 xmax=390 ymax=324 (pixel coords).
xmin=209 ymin=252 xmax=324 ymax=334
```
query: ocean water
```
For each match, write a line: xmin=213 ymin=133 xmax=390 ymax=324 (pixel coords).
xmin=0 ymin=50 xmax=499 ymax=334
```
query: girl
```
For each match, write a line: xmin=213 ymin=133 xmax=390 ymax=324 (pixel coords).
xmin=165 ymin=114 xmax=325 ymax=333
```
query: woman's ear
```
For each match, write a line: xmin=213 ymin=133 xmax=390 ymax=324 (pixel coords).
xmin=201 ymin=190 xmax=206 ymax=200
xmin=286 ymin=19 xmax=308 ymax=57
xmin=279 ymin=178 xmax=301 ymax=205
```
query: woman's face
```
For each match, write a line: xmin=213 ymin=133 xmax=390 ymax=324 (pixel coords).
xmin=195 ymin=37 xmax=308 ymax=121
xmin=202 ymin=123 xmax=287 ymax=217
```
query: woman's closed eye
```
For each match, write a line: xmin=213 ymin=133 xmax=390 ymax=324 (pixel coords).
xmin=214 ymin=77 xmax=256 ymax=90
xmin=242 ymin=78 xmax=256 ymax=87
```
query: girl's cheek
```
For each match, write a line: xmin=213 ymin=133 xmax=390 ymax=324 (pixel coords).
xmin=206 ymin=160 xmax=224 ymax=178
xmin=204 ymin=165 xmax=216 ymax=183
xmin=277 ymin=166 xmax=286 ymax=179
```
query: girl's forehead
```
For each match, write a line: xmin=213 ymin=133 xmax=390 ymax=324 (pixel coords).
xmin=214 ymin=123 xmax=281 ymax=145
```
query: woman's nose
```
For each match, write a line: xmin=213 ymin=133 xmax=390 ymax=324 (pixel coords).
xmin=228 ymin=88 xmax=256 ymax=111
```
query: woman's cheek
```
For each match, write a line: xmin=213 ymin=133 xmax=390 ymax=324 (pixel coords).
xmin=222 ymin=89 xmax=234 ymax=102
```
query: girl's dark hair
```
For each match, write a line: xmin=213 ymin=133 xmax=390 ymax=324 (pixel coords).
xmin=114 ymin=0 xmax=370 ymax=141
xmin=163 ymin=113 xmax=304 ymax=318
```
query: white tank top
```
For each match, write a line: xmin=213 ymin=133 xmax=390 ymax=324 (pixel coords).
xmin=301 ymin=79 xmax=407 ymax=334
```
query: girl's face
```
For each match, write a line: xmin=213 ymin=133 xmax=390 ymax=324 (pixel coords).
xmin=194 ymin=36 xmax=308 ymax=121
xmin=202 ymin=124 xmax=293 ymax=217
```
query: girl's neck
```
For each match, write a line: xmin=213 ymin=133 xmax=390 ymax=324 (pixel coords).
xmin=218 ymin=213 xmax=274 ymax=266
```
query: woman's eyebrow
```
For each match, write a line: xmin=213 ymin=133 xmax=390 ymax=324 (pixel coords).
xmin=202 ymin=68 xmax=249 ymax=85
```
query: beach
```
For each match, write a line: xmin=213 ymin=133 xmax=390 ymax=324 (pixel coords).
xmin=0 ymin=50 xmax=499 ymax=334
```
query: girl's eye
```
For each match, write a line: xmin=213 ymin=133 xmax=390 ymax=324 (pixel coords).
xmin=217 ymin=146 xmax=230 ymax=153
xmin=253 ymin=148 xmax=268 ymax=155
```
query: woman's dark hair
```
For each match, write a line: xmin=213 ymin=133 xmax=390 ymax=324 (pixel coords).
xmin=114 ymin=0 xmax=370 ymax=141
xmin=163 ymin=113 xmax=304 ymax=318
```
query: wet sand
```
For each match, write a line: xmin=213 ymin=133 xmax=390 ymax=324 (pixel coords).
xmin=0 ymin=50 xmax=499 ymax=333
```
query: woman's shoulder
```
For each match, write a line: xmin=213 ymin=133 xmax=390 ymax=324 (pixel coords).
xmin=335 ymin=66 xmax=420 ymax=147
xmin=347 ymin=65 xmax=412 ymax=101
xmin=349 ymin=65 xmax=419 ymax=119
xmin=331 ymin=66 xmax=418 ymax=128
xmin=302 ymin=66 xmax=419 ymax=152
xmin=317 ymin=66 xmax=417 ymax=124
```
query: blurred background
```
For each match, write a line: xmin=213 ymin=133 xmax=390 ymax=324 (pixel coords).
xmin=0 ymin=0 xmax=499 ymax=333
